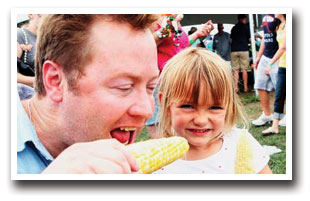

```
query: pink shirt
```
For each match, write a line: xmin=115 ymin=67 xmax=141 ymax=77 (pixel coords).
xmin=157 ymin=25 xmax=189 ymax=72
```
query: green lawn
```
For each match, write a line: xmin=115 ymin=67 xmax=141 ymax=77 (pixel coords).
xmin=242 ymin=91 xmax=286 ymax=174
xmin=135 ymin=90 xmax=286 ymax=174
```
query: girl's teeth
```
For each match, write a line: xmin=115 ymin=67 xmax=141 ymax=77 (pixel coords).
xmin=193 ymin=129 xmax=208 ymax=133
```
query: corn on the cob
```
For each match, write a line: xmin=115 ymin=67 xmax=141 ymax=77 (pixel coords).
xmin=126 ymin=136 xmax=189 ymax=174
xmin=235 ymin=130 xmax=254 ymax=174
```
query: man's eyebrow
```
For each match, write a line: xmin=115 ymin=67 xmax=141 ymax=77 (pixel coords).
xmin=149 ymin=75 xmax=159 ymax=82
xmin=110 ymin=72 xmax=158 ymax=82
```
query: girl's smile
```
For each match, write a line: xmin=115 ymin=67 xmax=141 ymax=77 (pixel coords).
xmin=186 ymin=128 xmax=213 ymax=137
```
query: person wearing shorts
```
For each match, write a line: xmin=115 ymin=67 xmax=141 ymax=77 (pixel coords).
xmin=252 ymin=14 xmax=281 ymax=126
xmin=230 ymin=14 xmax=251 ymax=92
xmin=231 ymin=51 xmax=250 ymax=91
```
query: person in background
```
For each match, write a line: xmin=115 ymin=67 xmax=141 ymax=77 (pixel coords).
xmin=17 ymin=14 xmax=42 ymax=87
xmin=188 ymin=26 xmax=207 ymax=48
xmin=188 ymin=26 xmax=200 ymax=47
xmin=213 ymin=23 xmax=232 ymax=68
xmin=154 ymin=48 xmax=271 ymax=174
xmin=17 ymin=14 xmax=159 ymax=174
xmin=188 ymin=26 xmax=197 ymax=36
xmin=252 ymin=14 xmax=282 ymax=126
xmin=203 ymin=35 xmax=213 ymax=51
xmin=146 ymin=14 xmax=214 ymax=138
xmin=262 ymin=14 xmax=286 ymax=135
xmin=230 ymin=14 xmax=251 ymax=92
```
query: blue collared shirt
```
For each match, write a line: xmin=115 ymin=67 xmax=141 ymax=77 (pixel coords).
xmin=17 ymin=84 xmax=54 ymax=174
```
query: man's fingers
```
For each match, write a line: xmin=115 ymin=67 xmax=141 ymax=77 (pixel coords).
xmin=119 ymin=145 xmax=140 ymax=172
xmin=91 ymin=139 xmax=139 ymax=173
xmin=110 ymin=141 xmax=140 ymax=173
xmin=43 ymin=139 xmax=140 ymax=174
xmin=91 ymin=158 xmax=126 ymax=174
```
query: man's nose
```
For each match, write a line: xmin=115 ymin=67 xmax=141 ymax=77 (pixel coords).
xmin=128 ymin=91 xmax=154 ymax=119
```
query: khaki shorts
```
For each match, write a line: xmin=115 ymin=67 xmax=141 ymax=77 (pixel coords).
xmin=230 ymin=51 xmax=249 ymax=70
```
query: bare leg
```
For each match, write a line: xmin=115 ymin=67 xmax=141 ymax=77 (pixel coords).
xmin=242 ymin=69 xmax=248 ymax=92
xmin=234 ymin=69 xmax=240 ymax=92
xmin=271 ymin=119 xmax=280 ymax=133
xmin=257 ymin=89 xmax=271 ymax=116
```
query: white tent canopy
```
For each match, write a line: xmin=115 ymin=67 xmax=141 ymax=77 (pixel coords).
xmin=17 ymin=14 xmax=29 ymax=23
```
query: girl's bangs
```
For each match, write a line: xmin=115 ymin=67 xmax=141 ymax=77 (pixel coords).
xmin=170 ymin=62 xmax=229 ymax=108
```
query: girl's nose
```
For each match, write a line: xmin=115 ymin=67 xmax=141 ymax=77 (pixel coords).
xmin=193 ymin=110 xmax=209 ymax=127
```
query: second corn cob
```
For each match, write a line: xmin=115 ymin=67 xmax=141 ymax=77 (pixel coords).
xmin=126 ymin=136 xmax=189 ymax=174
xmin=235 ymin=130 xmax=254 ymax=174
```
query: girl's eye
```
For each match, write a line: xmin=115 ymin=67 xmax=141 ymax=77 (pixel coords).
xmin=209 ymin=105 xmax=223 ymax=110
xmin=180 ymin=104 xmax=194 ymax=109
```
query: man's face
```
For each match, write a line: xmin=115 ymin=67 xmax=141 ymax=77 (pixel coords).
xmin=217 ymin=24 xmax=224 ymax=33
xmin=28 ymin=14 xmax=42 ymax=28
xmin=60 ymin=20 xmax=159 ymax=145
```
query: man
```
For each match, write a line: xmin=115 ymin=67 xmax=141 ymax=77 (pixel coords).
xmin=17 ymin=14 xmax=159 ymax=174
xmin=212 ymin=23 xmax=231 ymax=67
xmin=230 ymin=14 xmax=251 ymax=92
xmin=252 ymin=14 xmax=281 ymax=126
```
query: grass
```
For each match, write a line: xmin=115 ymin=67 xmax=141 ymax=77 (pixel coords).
xmin=242 ymin=91 xmax=286 ymax=174
xmin=135 ymin=90 xmax=286 ymax=174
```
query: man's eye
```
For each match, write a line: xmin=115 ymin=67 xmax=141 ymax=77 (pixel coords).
xmin=209 ymin=105 xmax=223 ymax=110
xmin=147 ymin=84 xmax=157 ymax=91
xmin=118 ymin=85 xmax=132 ymax=91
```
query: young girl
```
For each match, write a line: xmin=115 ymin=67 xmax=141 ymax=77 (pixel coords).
xmin=154 ymin=47 xmax=272 ymax=174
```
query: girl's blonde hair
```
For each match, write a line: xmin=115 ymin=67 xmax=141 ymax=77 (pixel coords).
xmin=158 ymin=47 xmax=248 ymax=138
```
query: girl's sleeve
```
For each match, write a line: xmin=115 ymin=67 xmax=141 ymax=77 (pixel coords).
xmin=246 ymin=131 xmax=270 ymax=173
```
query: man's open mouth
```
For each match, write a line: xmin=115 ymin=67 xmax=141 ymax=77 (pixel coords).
xmin=110 ymin=127 xmax=137 ymax=145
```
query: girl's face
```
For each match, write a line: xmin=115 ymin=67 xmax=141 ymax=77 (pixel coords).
xmin=169 ymin=98 xmax=226 ymax=149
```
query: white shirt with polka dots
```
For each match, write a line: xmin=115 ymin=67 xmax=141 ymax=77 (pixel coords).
xmin=153 ymin=128 xmax=270 ymax=174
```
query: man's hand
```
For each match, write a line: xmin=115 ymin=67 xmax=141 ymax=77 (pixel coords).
xmin=42 ymin=139 xmax=140 ymax=174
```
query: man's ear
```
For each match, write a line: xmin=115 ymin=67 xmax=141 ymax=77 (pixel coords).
xmin=42 ymin=60 xmax=64 ymax=103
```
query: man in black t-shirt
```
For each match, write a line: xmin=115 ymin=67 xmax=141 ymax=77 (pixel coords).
xmin=230 ymin=14 xmax=251 ymax=92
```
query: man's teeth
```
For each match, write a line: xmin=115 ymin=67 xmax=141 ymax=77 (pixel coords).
xmin=119 ymin=127 xmax=136 ymax=131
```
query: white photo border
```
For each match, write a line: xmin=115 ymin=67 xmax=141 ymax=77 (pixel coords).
xmin=11 ymin=7 xmax=292 ymax=180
